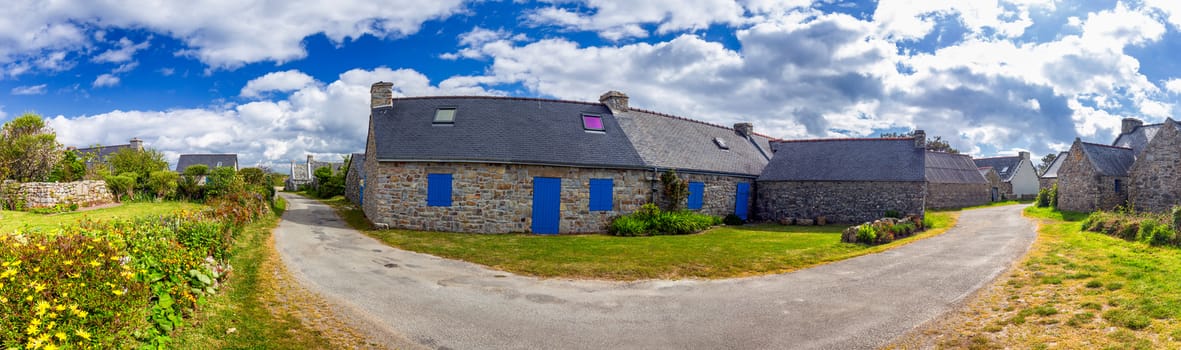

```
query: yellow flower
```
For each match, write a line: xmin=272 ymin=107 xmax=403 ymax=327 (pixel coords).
xmin=54 ymin=304 xmax=65 ymax=311
xmin=45 ymin=344 xmax=59 ymax=350
xmin=88 ymin=260 xmax=100 ymax=267
xmin=75 ymin=329 xmax=91 ymax=340
xmin=54 ymin=332 xmax=66 ymax=340
xmin=36 ymin=300 xmax=51 ymax=315
xmin=63 ymin=260 xmax=73 ymax=265
xmin=112 ymin=289 xmax=123 ymax=296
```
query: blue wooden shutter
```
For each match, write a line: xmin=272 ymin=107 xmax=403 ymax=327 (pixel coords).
xmin=687 ymin=181 xmax=704 ymax=209
xmin=734 ymin=182 xmax=750 ymax=220
xmin=589 ymin=178 xmax=613 ymax=211
xmin=427 ymin=173 xmax=452 ymax=206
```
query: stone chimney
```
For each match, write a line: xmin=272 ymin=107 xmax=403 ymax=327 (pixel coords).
xmin=307 ymin=155 xmax=314 ymax=164
xmin=913 ymin=129 xmax=926 ymax=148
xmin=733 ymin=123 xmax=753 ymax=137
xmin=66 ymin=146 xmax=77 ymax=151
xmin=371 ymin=81 xmax=393 ymax=108
xmin=1019 ymin=151 xmax=1030 ymax=160
xmin=599 ymin=91 xmax=629 ymax=114
xmin=129 ymin=137 xmax=143 ymax=151
xmin=1121 ymin=118 xmax=1143 ymax=135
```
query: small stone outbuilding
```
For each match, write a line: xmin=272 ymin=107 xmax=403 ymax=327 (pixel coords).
xmin=924 ymin=152 xmax=990 ymax=209
xmin=1038 ymin=151 xmax=1068 ymax=190
xmin=1056 ymin=139 xmax=1134 ymax=212
xmin=978 ymin=167 xmax=1003 ymax=201
xmin=756 ymin=134 xmax=927 ymax=224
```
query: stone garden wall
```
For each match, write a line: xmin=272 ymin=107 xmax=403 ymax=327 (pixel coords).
xmin=926 ymin=182 xmax=990 ymax=209
xmin=1 ymin=180 xmax=114 ymax=209
xmin=755 ymin=181 xmax=926 ymax=224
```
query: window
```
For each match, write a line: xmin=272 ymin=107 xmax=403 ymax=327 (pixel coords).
xmin=713 ymin=137 xmax=729 ymax=150
xmin=589 ymin=178 xmax=613 ymax=211
xmin=687 ymin=181 xmax=704 ymax=210
xmin=427 ymin=173 xmax=452 ymax=206
xmin=582 ymin=114 xmax=604 ymax=131
xmin=1115 ymin=179 xmax=1122 ymax=193
xmin=434 ymin=108 xmax=456 ymax=124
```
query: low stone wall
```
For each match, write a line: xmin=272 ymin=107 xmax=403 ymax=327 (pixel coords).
xmin=1 ymin=180 xmax=114 ymax=209
xmin=926 ymin=182 xmax=990 ymax=209
xmin=756 ymin=180 xmax=926 ymax=224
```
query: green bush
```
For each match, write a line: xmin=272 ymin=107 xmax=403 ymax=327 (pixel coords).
xmin=147 ymin=170 xmax=179 ymax=199
xmin=238 ymin=167 xmax=266 ymax=186
xmin=1035 ymin=188 xmax=1051 ymax=207
xmin=204 ymin=167 xmax=244 ymax=198
xmin=1049 ymin=183 xmax=1059 ymax=208
xmin=607 ymin=204 xmax=718 ymax=236
xmin=104 ymin=172 xmax=136 ymax=201
xmin=856 ymin=224 xmax=877 ymax=244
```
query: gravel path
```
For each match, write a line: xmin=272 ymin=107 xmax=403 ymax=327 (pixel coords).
xmin=273 ymin=193 xmax=1036 ymax=350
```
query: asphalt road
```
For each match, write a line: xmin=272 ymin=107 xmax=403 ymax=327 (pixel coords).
xmin=273 ymin=193 xmax=1036 ymax=350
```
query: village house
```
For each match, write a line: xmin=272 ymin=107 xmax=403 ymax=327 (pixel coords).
xmin=1057 ymin=117 xmax=1181 ymax=213
xmin=925 ymin=151 xmax=991 ymax=209
xmin=176 ymin=154 xmax=239 ymax=173
xmin=69 ymin=137 xmax=144 ymax=167
xmin=1056 ymin=139 xmax=1134 ymax=212
xmin=973 ymin=152 xmax=1040 ymax=200
xmin=285 ymin=155 xmax=343 ymax=191
xmin=756 ymin=135 xmax=928 ymax=224
xmin=978 ymin=167 xmax=1003 ymax=202
xmin=360 ymin=82 xmax=771 ymax=234
xmin=1121 ymin=118 xmax=1181 ymax=213
xmin=1038 ymin=151 xmax=1068 ymax=190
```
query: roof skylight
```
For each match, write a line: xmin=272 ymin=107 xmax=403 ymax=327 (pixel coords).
xmin=434 ymin=108 xmax=456 ymax=124
xmin=582 ymin=114 xmax=604 ymax=132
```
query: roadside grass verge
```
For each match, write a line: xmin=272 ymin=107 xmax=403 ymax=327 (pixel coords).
xmin=891 ymin=206 xmax=1181 ymax=349
xmin=174 ymin=197 xmax=355 ymax=349
xmin=0 ymin=201 xmax=202 ymax=233
xmin=317 ymin=196 xmax=957 ymax=280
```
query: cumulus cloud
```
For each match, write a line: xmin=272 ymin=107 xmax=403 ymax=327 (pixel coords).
xmin=873 ymin=0 xmax=1057 ymax=40
xmin=0 ymin=0 xmax=469 ymax=71
xmin=10 ymin=84 xmax=47 ymax=95
xmin=49 ymin=67 xmax=495 ymax=171
xmin=1165 ymin=78 xmax=1181 ymax=94
xmin=239 ymin=70 xmax=318 ymax=98
xmin=526 ymin=0 xmax=747 ymax=40
xmin=92 ymin=73 xmax=120 ymax=87
xmin=92 ymin=37 xmax=150 ymax=63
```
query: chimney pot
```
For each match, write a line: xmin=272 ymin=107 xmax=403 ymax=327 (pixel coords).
xmin=733 ymin=123 xmax=753 ymax=137
xmin=913 ymin=129 xmax=926 ymax=148
xmin=371 ymin=81 xmax=394 ymax=108
xmin=1121 ymin=118 xmax=1143 ymax=135
xmin=599 ymin=91 xmax=629 ymax=114
xmin=129 ymin=137 xmax=144 ymax=151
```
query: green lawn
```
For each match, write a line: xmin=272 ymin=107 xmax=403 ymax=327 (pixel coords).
xmin=903 ymin=206 xmax=1181 ymax=349
xmin=0 ymin=201 xmax=203 ymax=233
xmin=320 ymin=196 xmax=956 ymax=280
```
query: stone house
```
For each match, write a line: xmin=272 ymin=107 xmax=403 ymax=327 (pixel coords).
xmin=925 ymin=151 xmax=990 ymax=209
xmin=978 ymin=167 xmax=1003 ymax=201
xmin=1038 ymin=151 xmax=1068 ymax=190
xmin=756 ymin=135 xmax=928 ymax=224
xmin=285 ymin=155 xmax=343 ymax=191
xmin=360 ymin=82 xmax=771 ymax=234
xmin=1056 ymin=139 xmax=1134 ymax=212
xmin=1124 ymin=118 xmax=1181 ymax=213
xmin=345 ymin=153 xmax=364 ymax=205
xmin=70 ymin=137 xmax=144 ymax=168
xmin=973 ymin=152 xmax=1040 ymax=200
xmin=176 ymin=154 xmax=239 ymax=173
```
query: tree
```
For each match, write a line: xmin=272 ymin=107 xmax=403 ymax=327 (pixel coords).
xmin=1037 ymin=153 xmax=1058 ymax=175
xmin=107 ymin=147 xmax=168 ymax=187
xmin=238 ymin=167 xmax=266 ymax=186
xmin=880 ymin=131 xmax=959 ymax=154
xmin=313 ymin=166 xmax=344 ymax=198
xmin=48 ymin=150 xmax=86 ymax=182
xmin=0 ymin=113 xmax=63 ymax=182
xmin=183 ymin=164 xmax=209 ymax=177
xmin=204 ymin=166 xmax=243 ymax=198
xmin=147 ymin=170 xmax=179 ymax=199
xmin=104 ymin=172 xmax=136 ymax=202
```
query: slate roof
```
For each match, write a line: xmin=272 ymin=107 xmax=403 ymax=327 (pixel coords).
xmin=758 ymin=138 xmax=926 ymax=182
xmin=1079 ymin=142 xmax=1135 ymax=177
xmin=1112 ymin=120 xmax=1181 ymax=155
xmin=349 ymin=153 xmax=364 ymax=175
xmin=1040 ymin=151 xmax=1069 ymax=178
xmin=926 ymin=152 xmax=987 ymax=184
xmin=176 ymin=154 xmax=238 ymax=172
xmin=978 ymin=166 xmax=996 ymax=178
xmin=615 ymin=108 xmax=773 ymax=176
xmin=973 ymin=156 xmax=1022 ymax=182
xmin=371 ymin=97 xmax=647 ymax=169
xmin=74 ymin=144 xmax=131 ymax=163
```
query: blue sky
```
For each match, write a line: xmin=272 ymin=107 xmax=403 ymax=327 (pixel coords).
xmin=2 ymin=0 xmax=1181 ymax=170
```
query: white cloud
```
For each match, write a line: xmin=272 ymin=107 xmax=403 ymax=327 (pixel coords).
xmin=526 ymin=0 xmax=747 ymax=40
xmin=873 ymin=0 xmax=1057 ymax=40
xmin=1165 ymin=78 xmax=1181 ymax=94
xmin=0 ymin=0 xmax=469 ymax=71
xmin=240 ymin=70 xmax=318 ymax=98
xmin=92 ymin=37 xmax=150 ymax=63
xmin=10 ymin=84 xmax=47 ymax=95
xmin=92 ymin=73 xmax=120 ymax=87
xmin=50 ymin=67 xmax=495 ymax=170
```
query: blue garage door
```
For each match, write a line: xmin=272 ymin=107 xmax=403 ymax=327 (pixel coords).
xmin=532 ymin=177 xmax=561 ymax=234
xmin=735 ymin=182 xmax=750 ymax=220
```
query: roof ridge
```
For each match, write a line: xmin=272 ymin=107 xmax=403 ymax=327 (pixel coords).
xmin=387 ymin=95 xmax=603 ymax=108
xmin=1081 ymin=141 xmax=1132 ymax=150
xmin=973 ymin=155 xmax=1019 ymax=160
xmin=627 ymin=107 xmax=744 ymax=134
xmin=773 ymin=137 xmax=913 ymax=143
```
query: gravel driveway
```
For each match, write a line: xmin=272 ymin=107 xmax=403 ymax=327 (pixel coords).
xmin=273 ymin=193 xmax=1036 ymax=350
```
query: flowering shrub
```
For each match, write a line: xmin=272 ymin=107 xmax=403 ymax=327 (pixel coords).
xmin=0 ymin=189 xmax=271 ymax=348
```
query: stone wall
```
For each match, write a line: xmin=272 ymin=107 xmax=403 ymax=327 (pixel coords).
xmin=651 ymin=172 xmax=756 ymax=218
xmin=1 ymin=180 xmax=114 ymax=209
xmin=926 ymin=182 xmax=990 ymax=209
xmin=1129 ymin=123 xmax=1181 ymax=213
xmin=345 ymin=161 xmax=363 ymax=205
xmin=1058 ymin=144 xmax=1127 ymax=212
xmin=1038 ymin=177 xmax=1057 ymax=191
xmin=755 ymin=181 xmax=926 ymax=224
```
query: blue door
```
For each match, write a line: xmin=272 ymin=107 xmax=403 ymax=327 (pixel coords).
xmin=532 ymin=177 xmax=561 ymax=234
xmin=359 ymin=174 xmax=365 ymax=205
xmin=735 ymin=182 xmax=750 ymax=220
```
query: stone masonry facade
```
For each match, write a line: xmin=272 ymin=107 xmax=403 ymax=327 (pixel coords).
xmin=926 ymin=183 xmax=989 ymax=209
xmin=1 ymin=180 xmax=114 ymax=209
xmin=755 ymin=181 xmax=926 ymax=224
xmin=1057 ymin=146 xmax=1127 ymax=212
xmin=1038 ymin=177 xmax=1057 ymax=191
xmin=1129 ymin=123 xmax=1181 ymax=213
xmin=345 ymin=161 xmax=363 ymax=205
